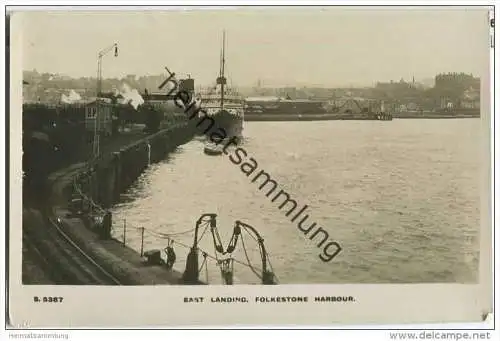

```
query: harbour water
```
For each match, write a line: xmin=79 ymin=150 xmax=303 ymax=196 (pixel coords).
xmin=111 ymin=119 xmax=481 ymax=284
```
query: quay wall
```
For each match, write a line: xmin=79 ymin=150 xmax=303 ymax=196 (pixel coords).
xmin=243 ymin=113 xmax=480 ymax=122
xmin=46 ymin=122 xmax=199 ymax=285
xmin=63 ymin=123 xmax=195 ymax=209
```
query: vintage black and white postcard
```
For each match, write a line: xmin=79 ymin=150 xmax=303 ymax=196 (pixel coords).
xmin=7 ymin=5 xmax=494 ymax=327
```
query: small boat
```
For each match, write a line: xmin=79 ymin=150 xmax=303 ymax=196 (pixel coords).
xmin=204 ymin=141 xmax=224 ymax=155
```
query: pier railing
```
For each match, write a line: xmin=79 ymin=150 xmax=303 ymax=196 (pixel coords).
xmin=112 ymin=217 xmax=278 ymax=285
xmin=71 ymin=172 xmax=278 ymax=285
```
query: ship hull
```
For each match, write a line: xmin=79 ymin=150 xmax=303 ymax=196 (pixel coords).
xmin=203 ymin=107 xmax=244 ymax=142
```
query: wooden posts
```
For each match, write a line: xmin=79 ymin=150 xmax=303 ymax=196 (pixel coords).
xmin=123 ymin=219 xmax=126 ymax=246
xmin=140 ymin=227 xmax=145 ymax=257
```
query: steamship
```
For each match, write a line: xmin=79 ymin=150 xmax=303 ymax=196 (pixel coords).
xmin=202 ymin=31 xmax=244 ymax=155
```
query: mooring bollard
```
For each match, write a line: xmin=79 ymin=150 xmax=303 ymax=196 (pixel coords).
xmin=147 ymin=143 xmax=151 ymax=165
xmin=102 ymin=211 xmax=112 ymax=240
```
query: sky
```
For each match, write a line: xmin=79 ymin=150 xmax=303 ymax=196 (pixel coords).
xmin=17 ymin=7 xmax=490 ymax=88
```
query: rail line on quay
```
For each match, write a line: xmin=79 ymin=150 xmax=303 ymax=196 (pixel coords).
xmin=47 ymin=215 xmax=122 ymax=285
xmin=23 ymin=161 xmax=124 ymax=285
xmin=47 ymin=161 xmax=123 ymax=285
xmin=23 ymin=206 xmax=123 ymax=286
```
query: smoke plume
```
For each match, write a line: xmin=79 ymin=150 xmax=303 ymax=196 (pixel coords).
xmin=115 ymin=83 xmax=144 ymax=110
xmin=61 ymin=89 xmax=82 ymax=104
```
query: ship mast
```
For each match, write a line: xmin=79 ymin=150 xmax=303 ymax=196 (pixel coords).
xmin=217 ymin=30 xmax=226 ymax=110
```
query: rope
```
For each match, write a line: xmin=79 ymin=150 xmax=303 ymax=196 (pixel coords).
xmin=211 ymin=233 xmax=224 ymax=283
xmin=242 ymin=227 xmax=277 ymax=272
xmin=198 ymin=223 xmax=210 ymax=241
xmin=172 ymin=238 xmax=219 ymax=263
xmin=158 ymin=227 xmax=197 ymax=237
xmin=205 ymin=256 xmax=209 ymax=283
xmin=142 ymin=222 xmax=209 ymax=243
xmin=240 ymin=232 xmax=262 ymax=280
xmin=103 ymin=214 xmax=269 ymax=283
xmin=242 ymin=226 xmax=279 ymax=283
xmin=242 ymin=227 xmax=264 ymax=252
xmin=198 ymin=252 xmax=208 ymax=273
xmin=143 ymin=220 xmax=211 ymax=239
xmin=154 ymin=224 xmax=198 ymax=237
xmin=146 ymin=227 xmax=192 ymax=238
xmin=243 ymin=227 xmax=259 ymax=243
xmin=155 ymin=226 xmax=263 ymax=273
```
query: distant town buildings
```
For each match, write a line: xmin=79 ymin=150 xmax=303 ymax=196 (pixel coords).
xmin=433 ymin=72 xmax=480 ymax=109
xmin=435 ymin=72 xmax=479 ymax=90
xmin=22 ymin=70 xmax=480 ymax=113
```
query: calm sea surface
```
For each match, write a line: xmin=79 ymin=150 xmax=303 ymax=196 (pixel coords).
xmin=111 ymin=119 xmax=481 ymax=284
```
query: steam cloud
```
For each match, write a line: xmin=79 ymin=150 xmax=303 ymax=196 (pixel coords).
xmin=61 ymin=89 xmax=82 ymax=104
xmin=114 ymin=83 xmax=145 ymax=110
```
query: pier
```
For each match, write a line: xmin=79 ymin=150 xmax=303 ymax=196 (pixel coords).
xmin=22 ymin=122 xmax=204 ymax=285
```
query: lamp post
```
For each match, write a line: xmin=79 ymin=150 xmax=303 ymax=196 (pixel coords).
xmin=89 ymin=43 xmax=118 ymax=218
xmin=97 ymin=42 xmax=118 ymax=98
xmin=94 ymin=42 xmax=118 ymax=157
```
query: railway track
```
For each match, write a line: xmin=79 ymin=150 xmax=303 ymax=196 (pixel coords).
xmin=23 ymin=205 xmax=122 ymax=286
xmin=23 ymin=146 xmax=135 ymax=285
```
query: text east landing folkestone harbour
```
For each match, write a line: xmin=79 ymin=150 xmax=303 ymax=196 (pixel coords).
xmin=184 ymin=296 xmax=356 ymax=303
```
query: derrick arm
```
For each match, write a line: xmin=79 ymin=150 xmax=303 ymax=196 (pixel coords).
xmin=98 ymin=43 xmax=118 ymax=58
xmin=233 ymin=220 xmax=277 ymax=285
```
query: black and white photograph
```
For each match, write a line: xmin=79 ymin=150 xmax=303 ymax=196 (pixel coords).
xmin=7 ymin=5 xmax=493 ymax=327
